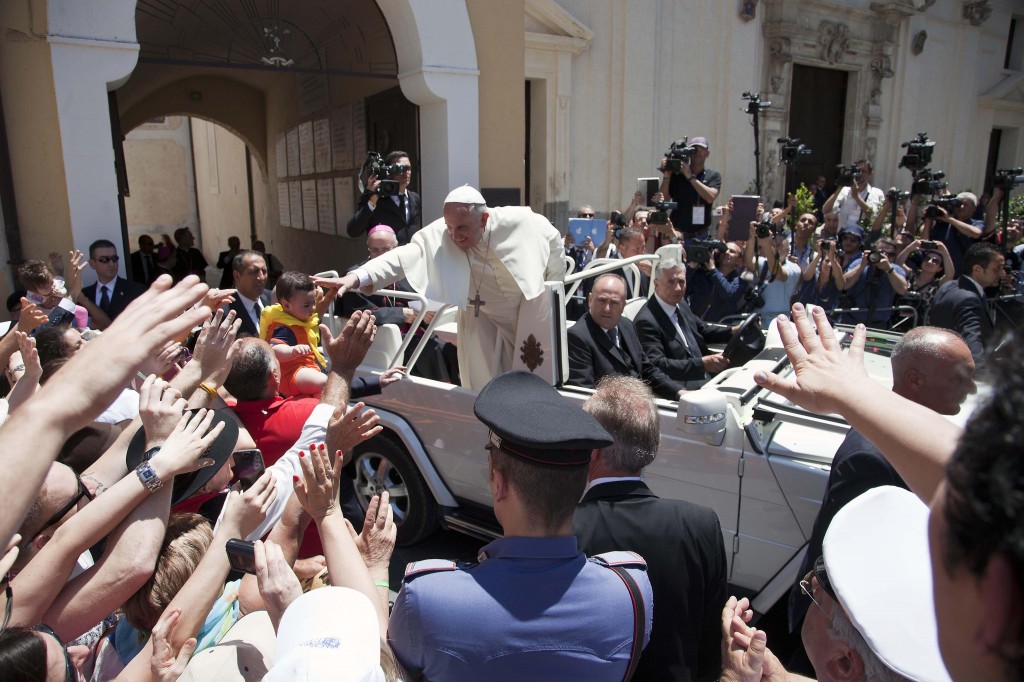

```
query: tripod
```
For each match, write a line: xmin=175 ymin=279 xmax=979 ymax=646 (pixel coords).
xmin=743 ymin=92 xmax=772 ymax=197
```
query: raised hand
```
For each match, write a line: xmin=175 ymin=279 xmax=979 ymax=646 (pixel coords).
xmin=221 ymin=471 xmax=277 ymax=538
xmin=254 ymin=539 xmax=302 ymax=630
xmin=65 ymin=250 xmax=87 ymax=302
xmin=292 ymin=443 xmax=343 ymax=523
xmin=14 ymin=332 xmax=41 ymax=383
xmin=325 ymin=402 xmax=381 ymax=465
xmin=354 ymin=491 xmax=397 ymax=573
xmin=148 ymin=409 xmax=224 ymax=479
xmin=753 ymin=303 xmax=868 ymax=416
xmin=149 ymin=607 xmax=197 ymax=682
xmin=321 ymin=310 xmax=376 ymax=373
xmin=15 ymin=299 xmax=47 ymax=334
xmin=191 ymin=308 xmax=241 ymax=383
xmin=198 ymin=288 xmax=237 ymax=312
xmin=138 ymin=376 xmax=188 ymax=448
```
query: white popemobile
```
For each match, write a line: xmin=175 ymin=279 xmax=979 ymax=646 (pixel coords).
xmin=322 ymin=251 xmax=924 ymax=616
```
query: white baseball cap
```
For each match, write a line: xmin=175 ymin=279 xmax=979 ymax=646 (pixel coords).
xmin=263 ymin=587 xmax=385 ymax=682
xmin=823 ymin=486 xmax=952 ymax=682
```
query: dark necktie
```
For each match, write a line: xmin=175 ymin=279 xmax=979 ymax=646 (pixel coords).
xmin=253 ymin=302 xmax=262 ymax=327
xmin=99 ymin=285 xmax=110 ymax=313
xmin=399 ymin=194 xmax=407 ymax=222
xmin=606 ymin=327 xmax=618 ymax=348
xmin=143 ymin=255 xmax=152 ymax=282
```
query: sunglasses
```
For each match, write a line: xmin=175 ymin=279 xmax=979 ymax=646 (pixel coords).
xmin=924 ymin=256 xmax=942 ymax=264
xmin=579 ymin=213 xmax=595 ymax=218
xmin=32 ymin=623 xmax=75 ymax=682
xmin=37 ymin=476 xmax=93 ymax=536
xmin=799 ymin=555 xmax=837 ymax=612
xmin=94 ymin=256 xmax=119 ymax=264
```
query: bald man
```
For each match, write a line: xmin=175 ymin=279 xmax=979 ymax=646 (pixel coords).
xmin=787 ymin=325 xmax=976 ymax=645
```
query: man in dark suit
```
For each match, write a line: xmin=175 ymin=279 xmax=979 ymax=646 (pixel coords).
xmin=574 ymin=375 xmax=727 ymax=681
xmin=224 ymin=250 xmax=270 ymax=337
xmin=635 ymin=258 xmax=733 ymax=388
xmin=129 ymin=234 xmax=161 ymax=287
xmin=346 ymin=151 xmax=422 ymax=244
xmin=169 ymin=227 xmax=208 ymax=283
xmin=928 ymin=241 xmax=1004 ymax=367
xmin=786 ymin=326 xmax=976 ymax=667
xmin=567 ymin=273 xmax=683 ymax=400
xmin=216 ymin=236 xmax=242 ymax=289
xmin=83 ymin=239 xmax=146 ymax=329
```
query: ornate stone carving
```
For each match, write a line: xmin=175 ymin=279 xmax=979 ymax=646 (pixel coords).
xmin=768 ymin=38 xmax=791 ymax=93
xmin=870 ymin=56 xmax=895 ymax=81
xmin=911 ymin=30 xmax=927 ymax=55
xmin=864 ymin=138 xmax=877 ymax=167
xmin=739 ymin=0 xmax=758 ymax=22
xmin=962 ymin=1 xmax=992 ymax=27
xmin=818 ymin=21 xmax=851 ymax=65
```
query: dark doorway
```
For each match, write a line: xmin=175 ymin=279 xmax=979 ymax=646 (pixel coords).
xmin=365 ymin=87 xmax=420 ymax=194
xmin=785 ymin=65 xmax=848 ymax=198
xmin=983 ymin=128 xmax=1001 ymax=194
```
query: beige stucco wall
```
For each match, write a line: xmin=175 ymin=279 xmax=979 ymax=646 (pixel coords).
xmin=191 ymin=119 xmax=252 ymax=270
xmin=468 ymin=0 xmax=526 ymax=196
xmin=0 ymin=0 xmax=71 ymax=282
xmin=123 ymin=116 xmax=197 ymax=247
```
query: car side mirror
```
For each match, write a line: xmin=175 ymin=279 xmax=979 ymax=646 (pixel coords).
xmin=677 ymin=390 xmax=727 ymax=446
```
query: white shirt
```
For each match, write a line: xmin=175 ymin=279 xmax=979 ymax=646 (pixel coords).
xmin=237 ymin=292 xmax=263 ymax=330
xmin=582 ymin=475 xmax=643 ymax=497
xmin=834 ymin=184 xmax=885 ymax=229
xmin=653 ymin=293 xmax=691 ymax=352
xmin=228 ymin=402 xmax=334 ymax=541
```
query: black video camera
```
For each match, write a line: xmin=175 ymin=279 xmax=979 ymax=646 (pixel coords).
xmin=899 ymin=133 xmax=935 ymax=172
xmin=744 ymin=287 xmax=766 ymax=309
xmin=742 ymin=91 xmax=772 ymax=115
xmin=923 ymin=196 xmax=963 ymax=219
xmin=360 ymin=151 xmax=408 ymax=197
xmin=886 ymin=188 xmax=911 ymax=203
xmin=688 ymin=239 xmax=727 ymax=269
xmin=778 ymin=137 xmax=812 ymax=166
xmin=820 ymin=239 xmax=836 ymax=253
xmin=649 ymin=201 xmax=678 ymax=225
xmin=911 ymin=169 xmax=947 ymax=197
xmin=835 ymin=163 xmax=862 ymax=188
xmin=993 ymin=168 xmax=1024 ymax=191
xmin=610 ymin=211 xmax=628 ymax=240
xmin=755 ymin=215 xmax=780 ymax=239
xmin=664 ymin=139 xmax=696 ymax=174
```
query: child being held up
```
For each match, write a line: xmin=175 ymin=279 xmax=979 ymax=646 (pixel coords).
xmin=260 ymin=271 xmax=336 ymax=397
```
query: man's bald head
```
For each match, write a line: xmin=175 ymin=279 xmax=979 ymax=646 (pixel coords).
xmin=223 ymin=337 xmax=280 ymax=401
xmin=891 ymin=327 xmax=976 ymax=415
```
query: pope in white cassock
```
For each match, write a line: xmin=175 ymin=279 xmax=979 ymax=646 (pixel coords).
xmin=323 ymin=185 xmax=564 ymax=391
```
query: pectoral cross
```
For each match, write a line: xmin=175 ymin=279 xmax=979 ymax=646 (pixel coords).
xmin=468 ymin=293 xmax=486 ymax=317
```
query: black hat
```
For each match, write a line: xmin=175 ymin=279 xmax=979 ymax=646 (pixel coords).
xmin=126 ymin=409 xmax=239 ymax=505
xmin=473 ymin=371 xmax=612 ymax=467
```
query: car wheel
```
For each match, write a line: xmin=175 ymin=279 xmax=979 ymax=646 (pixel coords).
xmin=352 ymin=434 xmax=439 ymax=546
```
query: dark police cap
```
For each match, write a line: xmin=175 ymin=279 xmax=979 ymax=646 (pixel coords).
xmin=473 ymin=371 xmax=613 ymax=467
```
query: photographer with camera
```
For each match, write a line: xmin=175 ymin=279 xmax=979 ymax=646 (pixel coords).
xmin=982 ymin=187 xmax=1023 ymax=270
xmin=685 ymin=241 xmax=750 ymax=322
xmin=795 ymin=236 xmax=846 ymax=312
xmin=658 ymin=137 xmax=721 ymax=236
xmin=917 ymin=191 xmax=984 ymax=277
xmin=822 ymin=159 xmax=884 ymax=230
xmin=840 ymin=236 xmax=908 ymax=327
xmin=871 ymin=188 xmax=910 ymax=238
xmin=743 ymin=214 xmax=801 ymax=321
xmin=892 ymin=239 xmax=954 ymax=323
xmin=346 ymin=151 xmax=422 ymax=244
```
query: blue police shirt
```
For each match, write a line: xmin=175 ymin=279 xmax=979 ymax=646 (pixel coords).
xmin=387 ymin=535 xmax=653 ymax=682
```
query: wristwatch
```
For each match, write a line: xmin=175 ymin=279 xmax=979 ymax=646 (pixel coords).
xmin=135 ymin=448 xmax=164 ymax=493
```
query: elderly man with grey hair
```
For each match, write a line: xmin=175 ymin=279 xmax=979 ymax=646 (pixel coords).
xmin=574 ymin=375 xmax=727 ymax=681
xmin=317 ymin=186 xmax=564 ymax=391
xmin=633 ymin=258 xmax=734 ymax=388
xmin=920 ymin=190 xmax=986 ymax=276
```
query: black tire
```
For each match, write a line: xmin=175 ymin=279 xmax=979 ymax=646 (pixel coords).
xmin=351 ymin=434 xmax=439 ymax=546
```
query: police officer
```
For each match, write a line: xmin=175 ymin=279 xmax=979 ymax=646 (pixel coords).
xmin=387 ymin=371 xmax=654 ymax=681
